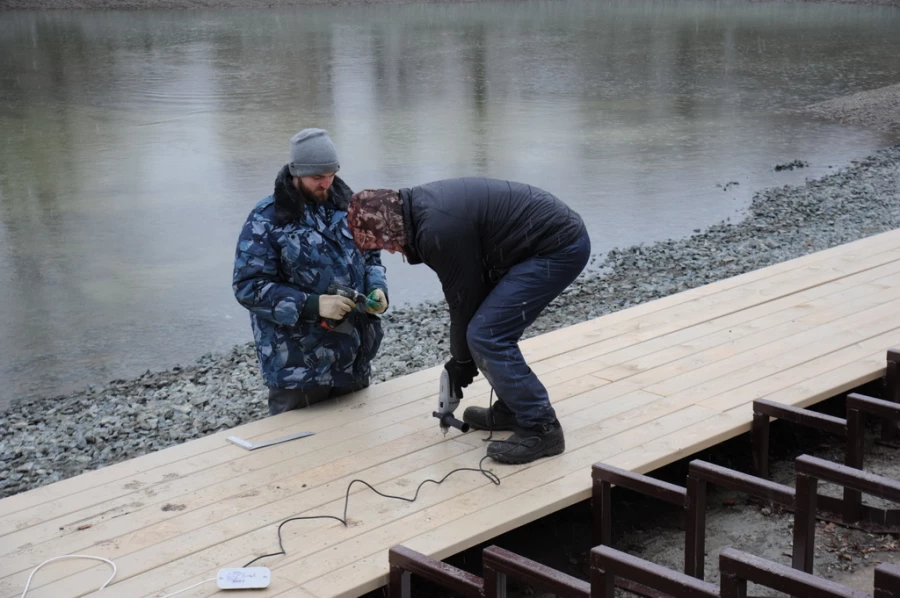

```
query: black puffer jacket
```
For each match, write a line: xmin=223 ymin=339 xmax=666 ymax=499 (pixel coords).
xmin=399 ymin=178 xmax=585 ymax=362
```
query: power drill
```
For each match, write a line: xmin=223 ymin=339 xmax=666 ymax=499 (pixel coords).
xmin=328 ymin=282 xmax=367 ymax=306
xmin=433 ymin=369 xmax=470 ymax=437
xmin=320 ymin=283 xmax=381 ymax=330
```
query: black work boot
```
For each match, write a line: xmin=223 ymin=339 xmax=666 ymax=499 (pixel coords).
xmin=462 ymin=400 xmax=517 ymax=431
xmin=486 ymin=420 xmax=565 ymax=464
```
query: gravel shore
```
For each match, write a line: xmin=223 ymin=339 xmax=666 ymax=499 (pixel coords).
xmin=2 ymin=143 xmax=899 ymax=499
xmin=806 ymin=83 xmax=900 ymax=135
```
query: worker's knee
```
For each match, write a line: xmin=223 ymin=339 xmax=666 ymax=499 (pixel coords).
xmin=466 ymin=323 xmax=489 ymax=356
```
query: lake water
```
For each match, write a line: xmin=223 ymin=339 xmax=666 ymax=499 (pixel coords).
xmin=1 ymin=0 xmax=899 ymax=408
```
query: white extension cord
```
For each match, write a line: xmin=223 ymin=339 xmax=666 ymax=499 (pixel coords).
xmin=20 ymin=554 xmax=270 ymax=597
xmin=21 ymin=555 xmax=116 ymax=597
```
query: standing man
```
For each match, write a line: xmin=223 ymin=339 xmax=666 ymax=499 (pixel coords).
xmin=233 ymin=128 xmax=388 ymax=415
xmin=346 ymin=179 xmax=589 ymax=464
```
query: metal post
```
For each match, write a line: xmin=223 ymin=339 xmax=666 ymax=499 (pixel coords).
xmin=594 ymin=477 xmax=612 ymax=547
xmin=752 ymin=411 xmax=770 ymax=479
xmin=482 ymin=545 xmax=589 ymax=597
xmin=875 ymin=564 xmax=900 ymax=598
xmin=882 ymin=349 xmax=900 ymax=441
xmin=719 ymin=571 xmax=748 ymax=598
xmin=389 ymin=566 xmax=411 ymax=598
xmin=844 ymin=406 xmax=865 ymax=523
xmin=387 ymin=545 xmax=483 ymax=598
xmin=591 ymin=558 xmax=615 ymax=598
xmin=685 ymin=474 xmax=707 ymax=579
xmin=722 ymin=547 xmax=861 ymax=598
xmin=792 ymin=472 xmax=818 ymax=574
xmin=483 ymin=566 xmax=507 ymax=598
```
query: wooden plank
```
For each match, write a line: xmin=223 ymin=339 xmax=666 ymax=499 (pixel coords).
xmin=721 ymin=348 xmax=890 ymax=414
xmin=0 ymin=359 xmax=488 ymax=533
xmin=476 ymin=268 xmax=900 ymax=431
xmin=299 ymin=410 xmax=748 ymax=598
xmin=587 ymin=278 xmax=900 ymax=387
xmin=270 ymin=589 xmax=321 ymax=598
xmin=1 ymin=363 xmax=511 ymax=536
xmin=289 ymin=324 xmax=900 ymax=595
xmin=44 ymin=446 xmax=496 ymax=598
xmin=609 ymin=411 xmax=752 ymax=474
xmin=644 ymin=297 xmax=900 ymax=396
xmin=589 ymin=263 xmax=900 ymax=381
xmin=0 ymin=364 xmax=444 ymax=521
xmin=0 ymin=420 xmax=450 ymax=582
xmin=524 ymin=238 xmax=900 ymax=365
xmin=0 ymin=409 xmax=424 ymax=538
xmin=275 ymin=395 xmax=694 ymax=584
xmin=530 ymin=246 xmax=900 ymax=372
xmin=524 ymin=229 xmax=900 ymax=359
xmin=148 ymin=567 xmax=304 ymax=598
xmin=0 ymin=433 xmax=475 ymax=596
xmin=0 ymin=381 xmax=463 ymax=539
xmin=397 ymin=254 xmax=900 ymax=415
xmin=0 ymin=415 xmax=300 ymax=519
xmin=0 ymin=364 xmax=613 ymax=574
xmin=294 ymin=405 xmax=718 ymax=597
xmin=0 ymin=417 xmax=418 ymax=548
xmin=537 ymin=295 xmax=900 ymax=426
xmin=33 ymin=388 xmax=668 ymax=598
xmin=697 ymin=329 xmax=900 ymax=413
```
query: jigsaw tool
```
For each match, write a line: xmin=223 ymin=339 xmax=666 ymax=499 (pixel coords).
xmin=433 ymin=369 xmax=470 ymax=436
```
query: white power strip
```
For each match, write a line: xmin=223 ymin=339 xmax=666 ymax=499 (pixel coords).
xmin=216 ymin=567 xmax=271 ymax=589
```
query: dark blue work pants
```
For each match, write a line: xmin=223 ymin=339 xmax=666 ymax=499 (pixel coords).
xmin=467 ymin=229 xmax=591 ymax=429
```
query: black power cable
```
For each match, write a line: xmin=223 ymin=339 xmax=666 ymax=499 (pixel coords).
xmin=243 ymin=407 xmax=502 ymax=568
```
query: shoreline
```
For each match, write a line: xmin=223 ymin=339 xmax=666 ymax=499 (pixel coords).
xmin=2 ymin=141 xmax=899 ymax=498
xmin=805 ymin=83 xmax=900 ymax=135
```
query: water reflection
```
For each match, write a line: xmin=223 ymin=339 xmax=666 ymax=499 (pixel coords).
xmin=1 ymin=0 xmax=899 ymax=407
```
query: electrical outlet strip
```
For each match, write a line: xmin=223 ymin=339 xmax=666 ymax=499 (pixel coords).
xmin=217 ymin=567 xmax=271 ymax=589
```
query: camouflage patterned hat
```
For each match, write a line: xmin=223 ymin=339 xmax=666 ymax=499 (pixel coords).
xmin=347 ymin=189 xmax=407 ymax=253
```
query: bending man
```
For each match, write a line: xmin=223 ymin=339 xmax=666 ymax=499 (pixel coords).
xmin=347 ymin=178 xmax=589 ymax=464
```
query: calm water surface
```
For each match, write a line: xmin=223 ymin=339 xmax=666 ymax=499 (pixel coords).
xmin=1 ymin=0 xmax=899 ymax=407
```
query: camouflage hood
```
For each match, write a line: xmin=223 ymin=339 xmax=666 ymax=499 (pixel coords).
xmin=347 ymin=189 xmax=408 ymax=254
xmin=272 ymin=164 xmax=351 ymax=225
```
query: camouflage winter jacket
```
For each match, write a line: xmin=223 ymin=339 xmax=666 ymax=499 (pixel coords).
xmin=233 ymin=166 xmax=387 ymax=389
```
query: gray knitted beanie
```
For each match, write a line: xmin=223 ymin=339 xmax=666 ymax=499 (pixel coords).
xmin=288 ymin=128 xmax=340 ymax=177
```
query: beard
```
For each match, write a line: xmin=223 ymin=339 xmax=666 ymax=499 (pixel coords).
xmin=297 ymin=180 xmax=330 ymax=204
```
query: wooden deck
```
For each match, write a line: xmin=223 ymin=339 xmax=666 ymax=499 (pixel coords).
xmin=4 ymin=229 xmax=900 ymax=598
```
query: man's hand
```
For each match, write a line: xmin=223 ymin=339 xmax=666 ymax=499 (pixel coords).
xmin=319 ymin=295 xmax=355 ymax=320
xmin=366 ymin=289 xmax=388 ymax=314
xmin=444 ymin=358 xmax=478 ymax=398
